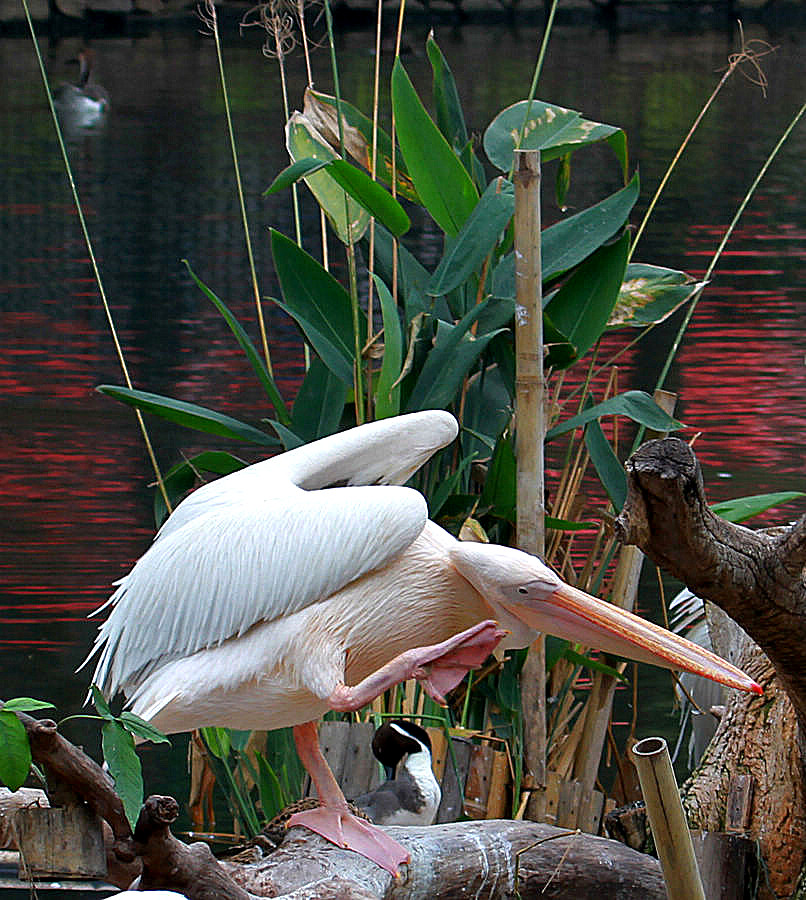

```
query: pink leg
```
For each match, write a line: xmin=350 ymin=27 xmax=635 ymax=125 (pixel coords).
xmin=329 ymin=619 xmax=506 ymax=711
xmin=287 ymin=721 xmax=411 ymax=875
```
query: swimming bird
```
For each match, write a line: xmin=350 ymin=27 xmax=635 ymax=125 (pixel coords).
xmin=54 ymin=49 xmax=109 ymax=130
xmin=84 ymin=410 xmax=760 ymax=875
xmin=353 ymin=721 xmax=441 ymax=826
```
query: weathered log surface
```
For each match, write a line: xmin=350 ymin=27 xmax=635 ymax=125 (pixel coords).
xmin=225 ymin=819 xmax=665 ymax=899
xmin=615 ymin=436 xmax=806 ymax=897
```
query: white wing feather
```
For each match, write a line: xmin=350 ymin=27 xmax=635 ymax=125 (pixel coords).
xmin=88 ymin=485 xmax=427 ymax=697
xmin=86 ymin=411 xmax=459 ymax=699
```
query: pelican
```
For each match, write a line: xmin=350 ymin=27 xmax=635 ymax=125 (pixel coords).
xmin=84 ymin=410 xmax=760 ymax=875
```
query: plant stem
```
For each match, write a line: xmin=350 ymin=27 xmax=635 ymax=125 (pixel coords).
xmin=22 ymin=0 xmax=171 ymax=516
xmin=322 ymin=0 xmax=365 ymax=423
xmin=209 ymin=0 xmax=276 ymax=382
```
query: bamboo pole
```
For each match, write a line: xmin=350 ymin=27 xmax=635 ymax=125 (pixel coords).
xmin=513 ymin=149 xmax=546 ymax=821
xmin=631 ymin=737 xmax=706 ymax=900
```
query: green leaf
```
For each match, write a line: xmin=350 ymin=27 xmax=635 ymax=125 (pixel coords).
xmin=585 ymin=418 xmax=627 ymax=511
xmin=91 ymin=685 xmax=115 ymax=721
xmin=304 ymin=89 xmax=420 ymax=203
xmin=555 ymin=153 xmax=572 ymax=208
xmin=98 ymin=386 xmax=278 ymax=447
xmin=255 ymin=751 xmax=286 ymax=818
xmin=480 ymin=433 xmax=516 ymax=521
xmin=325 ymin=159 xmax=410 ymax=237
xmin=406 ymin=306 xmax=506 ymax=411
xmin=271 ymin=228 xmax=365 ymax=385
xmin=546 ymin=391 xmax=684 ymax=442
xmin=545 ymin=230 xmax=630 ymax=359
xmin=609 ymin=264 xmax=706 ymax=329
xmin=266 ymin=420 xmax=306 ymax=451
xmin=2 ymin=698 xmax=55 ymax=713
xmin=118 ymin=712 xmax=171 ymax=746
xmin=182 ymin=261 xmax=290 ymax=424
xmin=200 ymin=726 xmax=231 ymax=760
xmin=155 ymin=451 xmax=246 ymax=527
xmin=102 ymin=720 xmax=143 ymax=831
xmin=0 ymin=710 xmax=31 ymax=791
xmin=291 ymin=358 xmax=346 ymax=441
xmin=286 ymin=112 xmax=371 ymax=244
xmin=563 ymin=648 xmax=626 ymax=680
xmin=372 ymin=275 xmax=403 ymax=419
xmin=426 ymin=32 xmax=468 ymax=151
xmin=542 ymin=175 xmax=639 ymax=281
xmin=264 ymin=157 xmax=329 ymax=195
xmin=427 ymin=177 xmax=514 ymax=297
xmin=371 ymin=225 xmax=439 ymax=323
xmin=545 ymin=516 xmax=597 ymax=531
xmin=483 ymin=99 xmax=624 ymax=173
xmin=392 ymin=59 xmax=478 ymax=237
xmin=711 ymin=491 xmax=806 ymax=524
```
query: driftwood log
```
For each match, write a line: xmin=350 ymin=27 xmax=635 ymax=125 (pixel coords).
xmin=5 ymin=708 xmax=667 ymax=898
xmin=615 ymin=436 xmax=806 ymax=897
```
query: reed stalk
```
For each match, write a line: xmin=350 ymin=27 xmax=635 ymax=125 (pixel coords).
xmin=22 ymin=0 xmax=171 ymax=515
xmin=202 ymin=0 xmax=277 ymax=384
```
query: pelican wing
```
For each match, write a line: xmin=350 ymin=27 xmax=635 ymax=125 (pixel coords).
xmin=88 ymin=484 xmax=428 ymax=698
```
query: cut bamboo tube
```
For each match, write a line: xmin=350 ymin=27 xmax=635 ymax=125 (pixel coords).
xmin=631 ymin=736 xmax=706 ymax=900
xmin=513 ymin=148 xmax=546 ymax=822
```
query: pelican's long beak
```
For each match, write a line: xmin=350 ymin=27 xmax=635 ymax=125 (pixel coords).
xmin=518 ymin=582 xmax=762 ymax=695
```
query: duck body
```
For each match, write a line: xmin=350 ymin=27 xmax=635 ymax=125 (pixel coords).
xmin=54 ymin=49 xmax=109 ymax=129
xmin=354 ymin=721 xmax=441 ymax=827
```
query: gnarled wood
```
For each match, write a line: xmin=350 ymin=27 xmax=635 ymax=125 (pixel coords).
xmin=615 ymin=436 xmax=806 ymax=897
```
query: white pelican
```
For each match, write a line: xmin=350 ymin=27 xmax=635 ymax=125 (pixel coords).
xmin=84 ymin=410 xmax=760 ymax=875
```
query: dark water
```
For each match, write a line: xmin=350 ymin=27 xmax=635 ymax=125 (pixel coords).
xmin=1 ymin=11 xmax=805 ymax=803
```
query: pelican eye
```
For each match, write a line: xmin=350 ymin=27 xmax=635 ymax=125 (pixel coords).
xmin=518 ymin=587 xmax=529 ymax=594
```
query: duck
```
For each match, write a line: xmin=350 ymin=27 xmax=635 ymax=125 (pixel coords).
xmin=54 ymin=49 xmax=109 ymax=130
xmin=353 ymin=721 xmax=441 ymax=826
xmin=83 ymin=410 xmax=761 ymax=876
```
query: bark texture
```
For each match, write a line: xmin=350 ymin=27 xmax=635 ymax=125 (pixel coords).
xmin=615 ymin=436 xmax=806 ymax=898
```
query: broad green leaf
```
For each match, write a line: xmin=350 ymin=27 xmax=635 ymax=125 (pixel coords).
xmin=546 ymin=391 xmax=683 ymax=442
xmin=228 ymin=729 xmax=253 ymax=752
xmin=263 ymin=157 xmax=329 ymax=195
xmin=255 ymin=751 xmax=286 ymax=818
xmin=392 ymin=59 xmax=478 ymax=237
xmin=711 ymin=491 xmax=806 ymax=524
xmin=324 ymin=159 xmax=410 ymax=237
xmin=430 ymin=455 xmax=475 ymax=519
xmin=426 ymin=32 xmax=468 ymax=151
xmin=546 ymin=516 xmax=597 ymax=531
xmin=304 ymin=89 xmax=420 ymax=203
xmin=585 ymin=418 xmax=627 ymax=511
xmin=542 ymin=174 xmax=639 ymax=281
xmin=545 ymin=230 xmax=630 ymax=359
xmin=91 ymin=685 xmax=115 ymax=721
xmin=286 ymin=111 xmax=370 ymax=245
xmin=489 ymin=175 xmax=640 ymax=297
xmin=291 ymin=358 xmax=346 ymax=441
xmin=118 ymin=712 xmax=171 ymax=746
xmin=2 ymin=698 xmax=55 ymax=712
xmin=266 ymin=420 xmax=305 ymax=451
xmin=271 ymin=229 xmax=365 ymax=385
xmin=182 ymin=261 xmax=290 ymax=424
xmin=155 ymin=451 xmax=246 ymax=527
xmin=406 ymin=305 xmax=505 ymax=411
xmin=563 ymin=648 xmax=626 ymax=680
xmin=372 ymin=275 xmax=403 ymax=419
xmin=102 ymin=720 xmax=143 ymax=831
xmin=0 ymin=710 xmax=31 ymax=791
xmin=483 ymin=99 xmax=624 ymax=173
xmin=370 ymin=225 xmax=437 ymax=323
xmin=480 ymin=433 xmax=516 ymax=521
xmin=98 ymin=386 xmax=277 ymax=447
xmin=427 ymin=177 xmax=514 ymax=297
xmin=609 ymin=264 xmax=706 ymax=329
xmin=200 ymin=726 xmax=231 ymax=760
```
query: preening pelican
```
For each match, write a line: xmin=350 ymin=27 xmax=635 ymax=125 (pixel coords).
xmin=84 ymin=411 xmax=760 ymax=875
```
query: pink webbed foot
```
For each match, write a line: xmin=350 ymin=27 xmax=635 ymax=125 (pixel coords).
xmin=412 ymin=619 xmax=507 ymax=704
xmin=287 ymin=804 xmax=410 ymax=876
